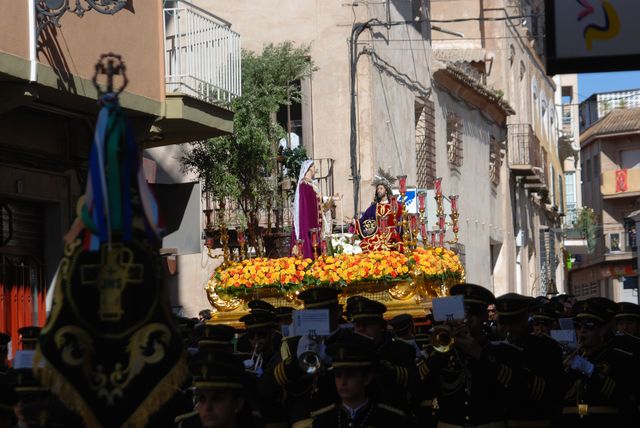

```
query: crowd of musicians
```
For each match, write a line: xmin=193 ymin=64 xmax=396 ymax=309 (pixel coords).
xmin=2 ymin=285 xmax=640 ymax=427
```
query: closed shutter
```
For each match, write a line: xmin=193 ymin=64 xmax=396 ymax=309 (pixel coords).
xmin=0 ymin=200 xmax=45 ymax=356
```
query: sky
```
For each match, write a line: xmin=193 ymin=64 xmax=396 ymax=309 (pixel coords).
xmin=578 ymin=71 xmax=640 ymax=101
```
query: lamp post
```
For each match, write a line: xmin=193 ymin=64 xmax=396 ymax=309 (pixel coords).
xmin=36 ymin=0 xmax=128 ymax=46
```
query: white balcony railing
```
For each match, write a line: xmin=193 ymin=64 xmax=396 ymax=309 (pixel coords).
xmin=163 ymin=0 xmax=241 ymax=106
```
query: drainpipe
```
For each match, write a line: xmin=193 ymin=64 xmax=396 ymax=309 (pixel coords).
xmin=349 ymin=19 xmax=384 ymax=217
xmin=28 ymin=0 xmax=38 ymax=82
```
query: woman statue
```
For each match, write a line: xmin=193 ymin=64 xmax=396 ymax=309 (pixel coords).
xmin=292 ymin=160 xmax=320 ymax=259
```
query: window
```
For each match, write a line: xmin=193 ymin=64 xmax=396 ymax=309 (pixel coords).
xmin=586 ymin=159 xmax=591 ymax=181
xmin=489 ymin=138 xmax=502 ymax=185
xmin=416 ymin=99 xmax=436 ymax=189
xmin=549 ymin=165 xmax=555 ymax=205
xmin=447 ymin=113 xmax=463 ymax=168
xmin=621 ymin=149 xmax=640 ymax=169
xmin=564 ymin=172 xmax=576 ymax=223
xmin=593 ymin=154 xmax=599 ymax=182
xmin=519 ymin=61 xmax=526 ymax=81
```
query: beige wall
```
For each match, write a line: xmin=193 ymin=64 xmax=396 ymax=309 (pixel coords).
xmin=1 ymin=3 xmax=163 ymax=103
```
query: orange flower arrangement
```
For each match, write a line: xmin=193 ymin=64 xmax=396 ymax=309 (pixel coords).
xmin=213 ymin=249 xmax=463 ymax=296
xmin=308 ymin=251 xmax=409 ymax=286
xmin=410 ymin=247 xmax=464 ymax=279
xmin=215 ymin=257 xmax=311 ymax=290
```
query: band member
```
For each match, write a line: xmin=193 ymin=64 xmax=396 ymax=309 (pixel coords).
xmin=176 ymin=349 xmax=257 ymax=428
xmin=495 ymin=293 xmax=563 ymax=426
xmin=616 ymin=302 xmax=640 ymax=337
xmin=561 ymin=299 xmax=637 ymax=426
xmin=311 ymin=331 xmax=409 ymax=427
xmin=420 ymin=283 xmax=520 ymax=427
xmin=259 ymin=287 xmax=344 ymax=427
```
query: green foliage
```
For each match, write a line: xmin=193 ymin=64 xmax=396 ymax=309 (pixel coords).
xmin=180 ymin=139 xmax=240 ymax=201
xmin=180 ymin=42 xmax=315 ymax=240
xmin=281 ymin=146 xmax=309 ymax=181
xmin=576 ymin=207 xmax=597 ymax=253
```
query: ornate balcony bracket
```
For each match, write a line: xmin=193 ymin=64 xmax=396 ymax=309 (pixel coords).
xmin=36 ymin=1 xmax=127 ymax=47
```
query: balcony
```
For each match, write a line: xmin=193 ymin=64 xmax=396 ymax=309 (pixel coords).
xmin=164 ymin=0 xmax=241 ymax=105
xmin=508 ymin=123 xmax=545 ymax=188
xmin=155 ymin=0 xmax=241 ymax=146
xmin=563 ymin=227 xmax=589 ymax=255
xmin=601 ymin=169 xmax=640 ymax=199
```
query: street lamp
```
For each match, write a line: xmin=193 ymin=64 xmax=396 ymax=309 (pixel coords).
xmin=36 ymin=0 xmax=128 ymax=45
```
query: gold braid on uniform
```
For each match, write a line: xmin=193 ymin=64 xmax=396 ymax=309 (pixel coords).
xmin=529 ymin=375 xmax=546 ymax=401
xmin=417 ymin=359 xmax=430 ymax=380
xmin=496 ymin=363 xmax=513 ymax=389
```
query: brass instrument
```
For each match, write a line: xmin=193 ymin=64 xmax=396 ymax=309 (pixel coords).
xmin=431 ymin=325 xmax=455 ymax=353
xmin=297 ymin=334 xmax=323 ymax=374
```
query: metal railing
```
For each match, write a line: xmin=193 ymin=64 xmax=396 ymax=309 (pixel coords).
xmin=163 ymin=0 xmax=241 ymax=106
xmin=507 ymin=123 xmax=542 ymax=170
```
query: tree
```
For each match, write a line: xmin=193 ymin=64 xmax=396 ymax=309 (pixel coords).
xmin=181 ymin=42 xmax=316 ymax=254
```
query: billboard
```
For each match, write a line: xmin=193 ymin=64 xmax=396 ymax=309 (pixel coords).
xmin=545 ymin=0 xmax=640 ymax=74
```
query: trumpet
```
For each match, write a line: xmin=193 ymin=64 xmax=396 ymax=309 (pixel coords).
xmin=298 ymin=349 xmax=322 ymax=374
xmin=431 ymin=325 xmax=455 ymax=353
xmin=297 ymin=334 xmax=323 ymax=374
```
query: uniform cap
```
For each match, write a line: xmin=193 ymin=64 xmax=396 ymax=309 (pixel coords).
xmin=346 ymin=298 xmax=387 ymax=321
xmin=189 ymin=349 xmax=245 ymax=390
xmin=193 ymin=324 xmax=236 ymax=347
xmin=273 ymin=306 xmax=294 ymax=319
xmin=573 ymin=300 xmax=610 ymax=324
xmin=450 ymin=283 xmax=496 ymax=307
xmin=326 ymin=331 xmax=376 ymax=368
xmin=531 ymin=302 xmax=561 ymax=322
xmin=495 ymin=293 xmax=534 ymax=317
xmin=587 ymin=297 xmax=617 ymax=319
xmin=298 ymin=287 xmax=341 ymax=309
xmin=388 ymin=314 xmax=413 ymax=335
xmin=238 ymin=312 xmax=276 ymax=331
xmin=616 ymin=302 xmax=640 ymax=320
xmin=247 ymin=300 xmax=275 ymax=314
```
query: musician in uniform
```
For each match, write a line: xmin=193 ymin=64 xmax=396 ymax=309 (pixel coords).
xmin=495 ymin=293 xmax=563 ymax=426
xmin=311 ymin=330 xmax=409 ymax=428
xmin=561 ymin=299 xmax=637 ymax=426
xmin=175 ymin=348 xmax=259 ymax=428
xmin=259 ymin=287 xmax=344 ymax=428
xmin=420 ymin=283 xmax=520 ymax=428
xmin=346 ymin=298 xmax=416 ymax=411
xmin=238 ymin=311 xmax=280 ymax=375
xmin=615 ymin=302 xmax=640 ymax=337
xmin=389 ymin=313 xmax=423 ymax=359
xmin=530 ymin=302 xmax=561 ymax=337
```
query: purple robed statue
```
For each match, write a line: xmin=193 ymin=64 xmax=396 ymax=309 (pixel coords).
xmin=291 ymin=160 xmax=319 ymax=259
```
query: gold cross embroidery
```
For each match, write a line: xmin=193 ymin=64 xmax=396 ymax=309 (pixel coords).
xmin=81 ymin=244 xmax=144 ymax=322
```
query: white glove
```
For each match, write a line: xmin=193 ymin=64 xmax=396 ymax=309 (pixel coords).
xmin=570 ymin=354 xmax=595 ymax=377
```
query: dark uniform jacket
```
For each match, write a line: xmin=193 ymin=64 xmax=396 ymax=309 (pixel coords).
xmin=423 ymin=342 xmax=519 ymax=426
xmin=504 ymin=334 xmax=563 ymax=424
xmin=562 ymin=345 xmax=637 ymax=427
xmin=311 ymin=401 xmax=409 ymax=428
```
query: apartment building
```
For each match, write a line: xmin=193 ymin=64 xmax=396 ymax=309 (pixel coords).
xmin=431 ymin=0 xmax=566 ymax=296
xmin=569 ymin=108 xmax=640 ymax=302
xmin=0 ymin=1 xmax=238 ymax=347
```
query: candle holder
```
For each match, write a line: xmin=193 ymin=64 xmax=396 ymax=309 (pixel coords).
xmin=409 ymin=214 xmax=419 ymax=249
xmin=320 ymin=239 xmax=328 ymax=256
xmin=430 ymin=230 xmax=437 ymax=247
xmin=214 ymin=205 xmax=231 ymax=265
xmin=203 ymin=208 xmax=214 ymax=231
xmin=447 ymin=195 xmax=460 ymax=244
xmin=295 ymin=239 xmax=304 ymax=259
xmin=309 ymin=228 xmax=319 ymax=259
xmin=237 ymin=227 xmax=247 ymax=260
xmin=420 ymin=223 xmax=428 ymax=247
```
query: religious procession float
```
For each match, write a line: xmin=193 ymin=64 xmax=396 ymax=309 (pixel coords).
xmin=205 ymin=169 xmax=465 ymax=322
